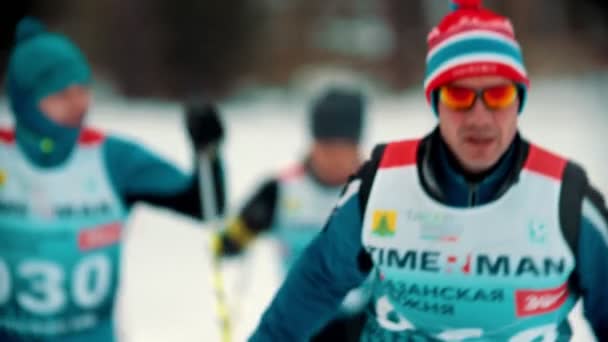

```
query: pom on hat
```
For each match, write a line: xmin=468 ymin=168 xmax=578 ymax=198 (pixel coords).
xmin=15 ymin=17 xmax=47 ymax=42
xmin=449 ymin=0 xmax=482 ymax=11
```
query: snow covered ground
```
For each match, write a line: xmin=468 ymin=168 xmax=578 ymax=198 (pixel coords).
xmin=1 ymin=74 xmax=606 ymax=341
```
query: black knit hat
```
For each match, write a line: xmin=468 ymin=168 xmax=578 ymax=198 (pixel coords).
xmin=310 ymin=88 xmax=365 ymax=143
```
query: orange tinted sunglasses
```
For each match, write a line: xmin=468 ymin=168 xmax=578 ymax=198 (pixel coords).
xmin=439 ymin=83 xmax=518 ymax=111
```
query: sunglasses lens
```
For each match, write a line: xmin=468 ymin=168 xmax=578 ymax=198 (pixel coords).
xmin=439 ymin=86 xmax=476 ymax=110
xmin=483 ymin=84 xmax=518 ymax=110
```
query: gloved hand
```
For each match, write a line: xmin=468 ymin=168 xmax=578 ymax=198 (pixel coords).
xmin=211 ymin=232 xmax=243 ymax=258
xmin=185 ymin=101 xmax=225 ymax=153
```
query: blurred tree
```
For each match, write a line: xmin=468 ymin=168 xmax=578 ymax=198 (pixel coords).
xmin=4 ymin=0 xmax=606 ymax=99
xmin=381 ymin=0 xmax=427 ymax=89
xmin=155 ymin=0 xmax=266 ymax=99
xmin=46 ymin=0 xmax=267 ymax=99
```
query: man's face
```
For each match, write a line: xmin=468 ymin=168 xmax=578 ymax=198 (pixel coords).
xmin=438 ymin=76 xmax=520 ymax=173
xmin=39 ymin=85 xmax=91 ymax=127
xmin=310 ymin=140 xmax=361 ymax=186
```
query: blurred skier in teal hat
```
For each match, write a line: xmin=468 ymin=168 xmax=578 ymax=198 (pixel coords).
xmin=0 ymin=17 xmax=226 ymax=341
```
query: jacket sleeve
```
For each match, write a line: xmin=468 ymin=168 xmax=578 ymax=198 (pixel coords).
xmin=577 ymin=185 xmax=608 ymax=341
xmin=103 ymin=135 xmax=225 ymax=219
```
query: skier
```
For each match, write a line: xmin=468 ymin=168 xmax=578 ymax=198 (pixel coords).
xmin=215 ymin=88 xmax=370 ymax=341
xmin=0 ymin=17 xmax=225 ymax=341
xmin=249 ymin=1 xmax=608 ymax=341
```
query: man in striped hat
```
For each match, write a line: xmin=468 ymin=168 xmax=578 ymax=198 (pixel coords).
xmin=249 ymin=1 xmax=608 ymax=341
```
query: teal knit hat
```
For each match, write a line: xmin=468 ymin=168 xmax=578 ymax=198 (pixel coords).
xmin=6 ymin=17 xmax=91 ymax=148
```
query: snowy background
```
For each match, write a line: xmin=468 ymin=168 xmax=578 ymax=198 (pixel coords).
xmin=2 ymin=73 xmax=606 ymax=341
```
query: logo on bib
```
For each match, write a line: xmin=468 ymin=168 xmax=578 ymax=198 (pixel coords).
xmin=0 ymin=169 xmax=6 ymax=187
xmin=515 ymin=282 xmax=568 ymax=317
xmin=78 ymin=222 xmax=122 ymax=251
xmin=372 ymin=211 xmax=397 ymax=237
xmin=528 ymin=219 xmax=548 ymax=244
xmin=404 ymin=210 xmax=462 ymax=242
xmin=368 ymin=247 xmax=567 ymax=278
